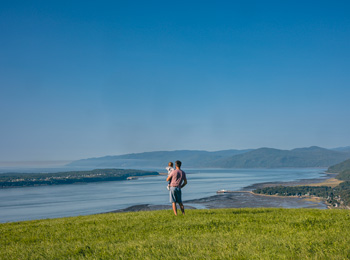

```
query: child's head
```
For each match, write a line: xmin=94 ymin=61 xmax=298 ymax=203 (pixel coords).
xmin=168 ymin=162 xmax=173 ymax=167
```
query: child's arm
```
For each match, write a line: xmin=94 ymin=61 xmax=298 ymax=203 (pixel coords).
xmin=166 ymin=172 xmax=173 ymax=182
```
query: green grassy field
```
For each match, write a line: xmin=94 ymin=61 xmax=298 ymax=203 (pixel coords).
xmin=1 ymin=208 xmax=350 ymax=259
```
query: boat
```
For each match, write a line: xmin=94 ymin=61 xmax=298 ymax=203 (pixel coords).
xmin=217 ymin=189 xmax=228 ymax=193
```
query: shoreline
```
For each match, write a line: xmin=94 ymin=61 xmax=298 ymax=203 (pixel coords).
xmin=111 ymin=172 xmax=335 ymax=213
xmin=242 ymin=173 xmax=336 ymax=191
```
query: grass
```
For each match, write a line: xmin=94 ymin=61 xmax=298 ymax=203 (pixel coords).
xmin=1 ymin=208 xmax=350 ymax=259
xmin=307 ymin=178 xmax=344 ymax=188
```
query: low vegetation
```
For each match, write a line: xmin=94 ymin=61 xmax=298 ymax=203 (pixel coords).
xmin=1 ymin=208 xmax=350 ymax=259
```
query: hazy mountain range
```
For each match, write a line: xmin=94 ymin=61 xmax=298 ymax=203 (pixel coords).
xmin=67 ymin=146 xmax=350 ymax=169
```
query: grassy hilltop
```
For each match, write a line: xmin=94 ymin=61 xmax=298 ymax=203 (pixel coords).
xmin=1 ymin=208 xmax=350 ymax=259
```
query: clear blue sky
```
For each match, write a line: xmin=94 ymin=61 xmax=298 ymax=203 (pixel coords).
xmin=1 ymin=1 xmax=350 ymax=161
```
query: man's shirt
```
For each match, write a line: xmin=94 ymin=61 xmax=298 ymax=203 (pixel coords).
xmin=168 ymin=169 xmax=186 ymax=188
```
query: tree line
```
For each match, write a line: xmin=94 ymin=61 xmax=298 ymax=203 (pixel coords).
xmin=253 ymin=166 xmax=350 ymax=208
xmin=0 ymin=169 xmax=159 ymax=188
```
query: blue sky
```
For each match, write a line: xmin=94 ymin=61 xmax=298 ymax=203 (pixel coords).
xmin=1 ymin=1 xmax=350 ymax=161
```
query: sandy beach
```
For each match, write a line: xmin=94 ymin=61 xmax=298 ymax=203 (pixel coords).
xmin=110 ymin=173 xmax=335 ymax=213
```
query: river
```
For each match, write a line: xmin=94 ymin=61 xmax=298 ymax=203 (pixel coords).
xmin=0 ymin=168 xmax=327 ymax=223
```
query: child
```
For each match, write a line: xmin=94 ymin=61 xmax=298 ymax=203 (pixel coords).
xmin=165 ymin=162 xmax=174 ymax=190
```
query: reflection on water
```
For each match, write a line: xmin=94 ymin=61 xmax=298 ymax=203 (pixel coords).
xmin=0 ymin=168 xmax=326 ymax=223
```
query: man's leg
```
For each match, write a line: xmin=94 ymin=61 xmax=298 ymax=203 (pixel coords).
xmin=172 ymin=202 xmax=177 ymax=216
xmin=179 ymin=203 xmax=185 ymax=215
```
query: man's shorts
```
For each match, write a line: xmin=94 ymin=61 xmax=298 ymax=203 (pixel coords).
xmin=169 ymin=186 xmax=182 ymax=203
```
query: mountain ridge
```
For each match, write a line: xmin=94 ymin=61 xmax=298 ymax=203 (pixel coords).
xmin=67 ymin=149 xmax=252 ymax=168
xmin=210 ymin=146 xmax=350 ymax=168
xmin=67 ymin=146 xmax=350 ymax=169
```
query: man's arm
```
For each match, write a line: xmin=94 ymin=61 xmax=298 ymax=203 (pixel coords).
xmin=166 ymin=173 xmax=172 ymax=182
xmin=181 ymin=179 xmax=187 ymax=188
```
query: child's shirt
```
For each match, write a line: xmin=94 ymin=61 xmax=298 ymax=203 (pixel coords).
xmin=166 ymin=166 xmax=174 ymax=175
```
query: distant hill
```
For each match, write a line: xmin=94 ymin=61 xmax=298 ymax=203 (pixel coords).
xmin=331 ymin=146 xmax=350 ymax=153
xmin=67 ymin=149 xmax=252 ymax=168
xmin=210 ymin=146 xmax=350 ymax=168
xmin=327 ymin=158 xmax=350 ymax=173
xmin=67 ymin=146 xmax=350 ymax=169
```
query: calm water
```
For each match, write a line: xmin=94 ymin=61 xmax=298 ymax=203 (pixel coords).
xmin=0 ymin=168 xmax=326 ymax=223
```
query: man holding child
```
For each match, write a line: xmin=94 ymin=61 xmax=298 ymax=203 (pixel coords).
xmin=166 ymin=160 xmax=187 ymax=216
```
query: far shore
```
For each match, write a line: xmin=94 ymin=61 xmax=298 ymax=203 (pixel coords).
xmin=242 ymin=173 xmax=336 ymax=191
xmin=247 ymin=174 xmax=346 ymax=209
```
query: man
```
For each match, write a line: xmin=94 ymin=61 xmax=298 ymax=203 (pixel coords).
xmin=166 ymin=160 xmax=187 ymax=216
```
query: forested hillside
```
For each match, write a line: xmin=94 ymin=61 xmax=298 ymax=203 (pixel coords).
xmin=327 ymin=158 xmax=350 ymax=173
xmin=211 ymin=146 xmax=350 ymax=168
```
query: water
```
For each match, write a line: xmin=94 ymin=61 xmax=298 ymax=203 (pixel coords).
xmin=0 ymin=168 xmax=326 ymax=223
